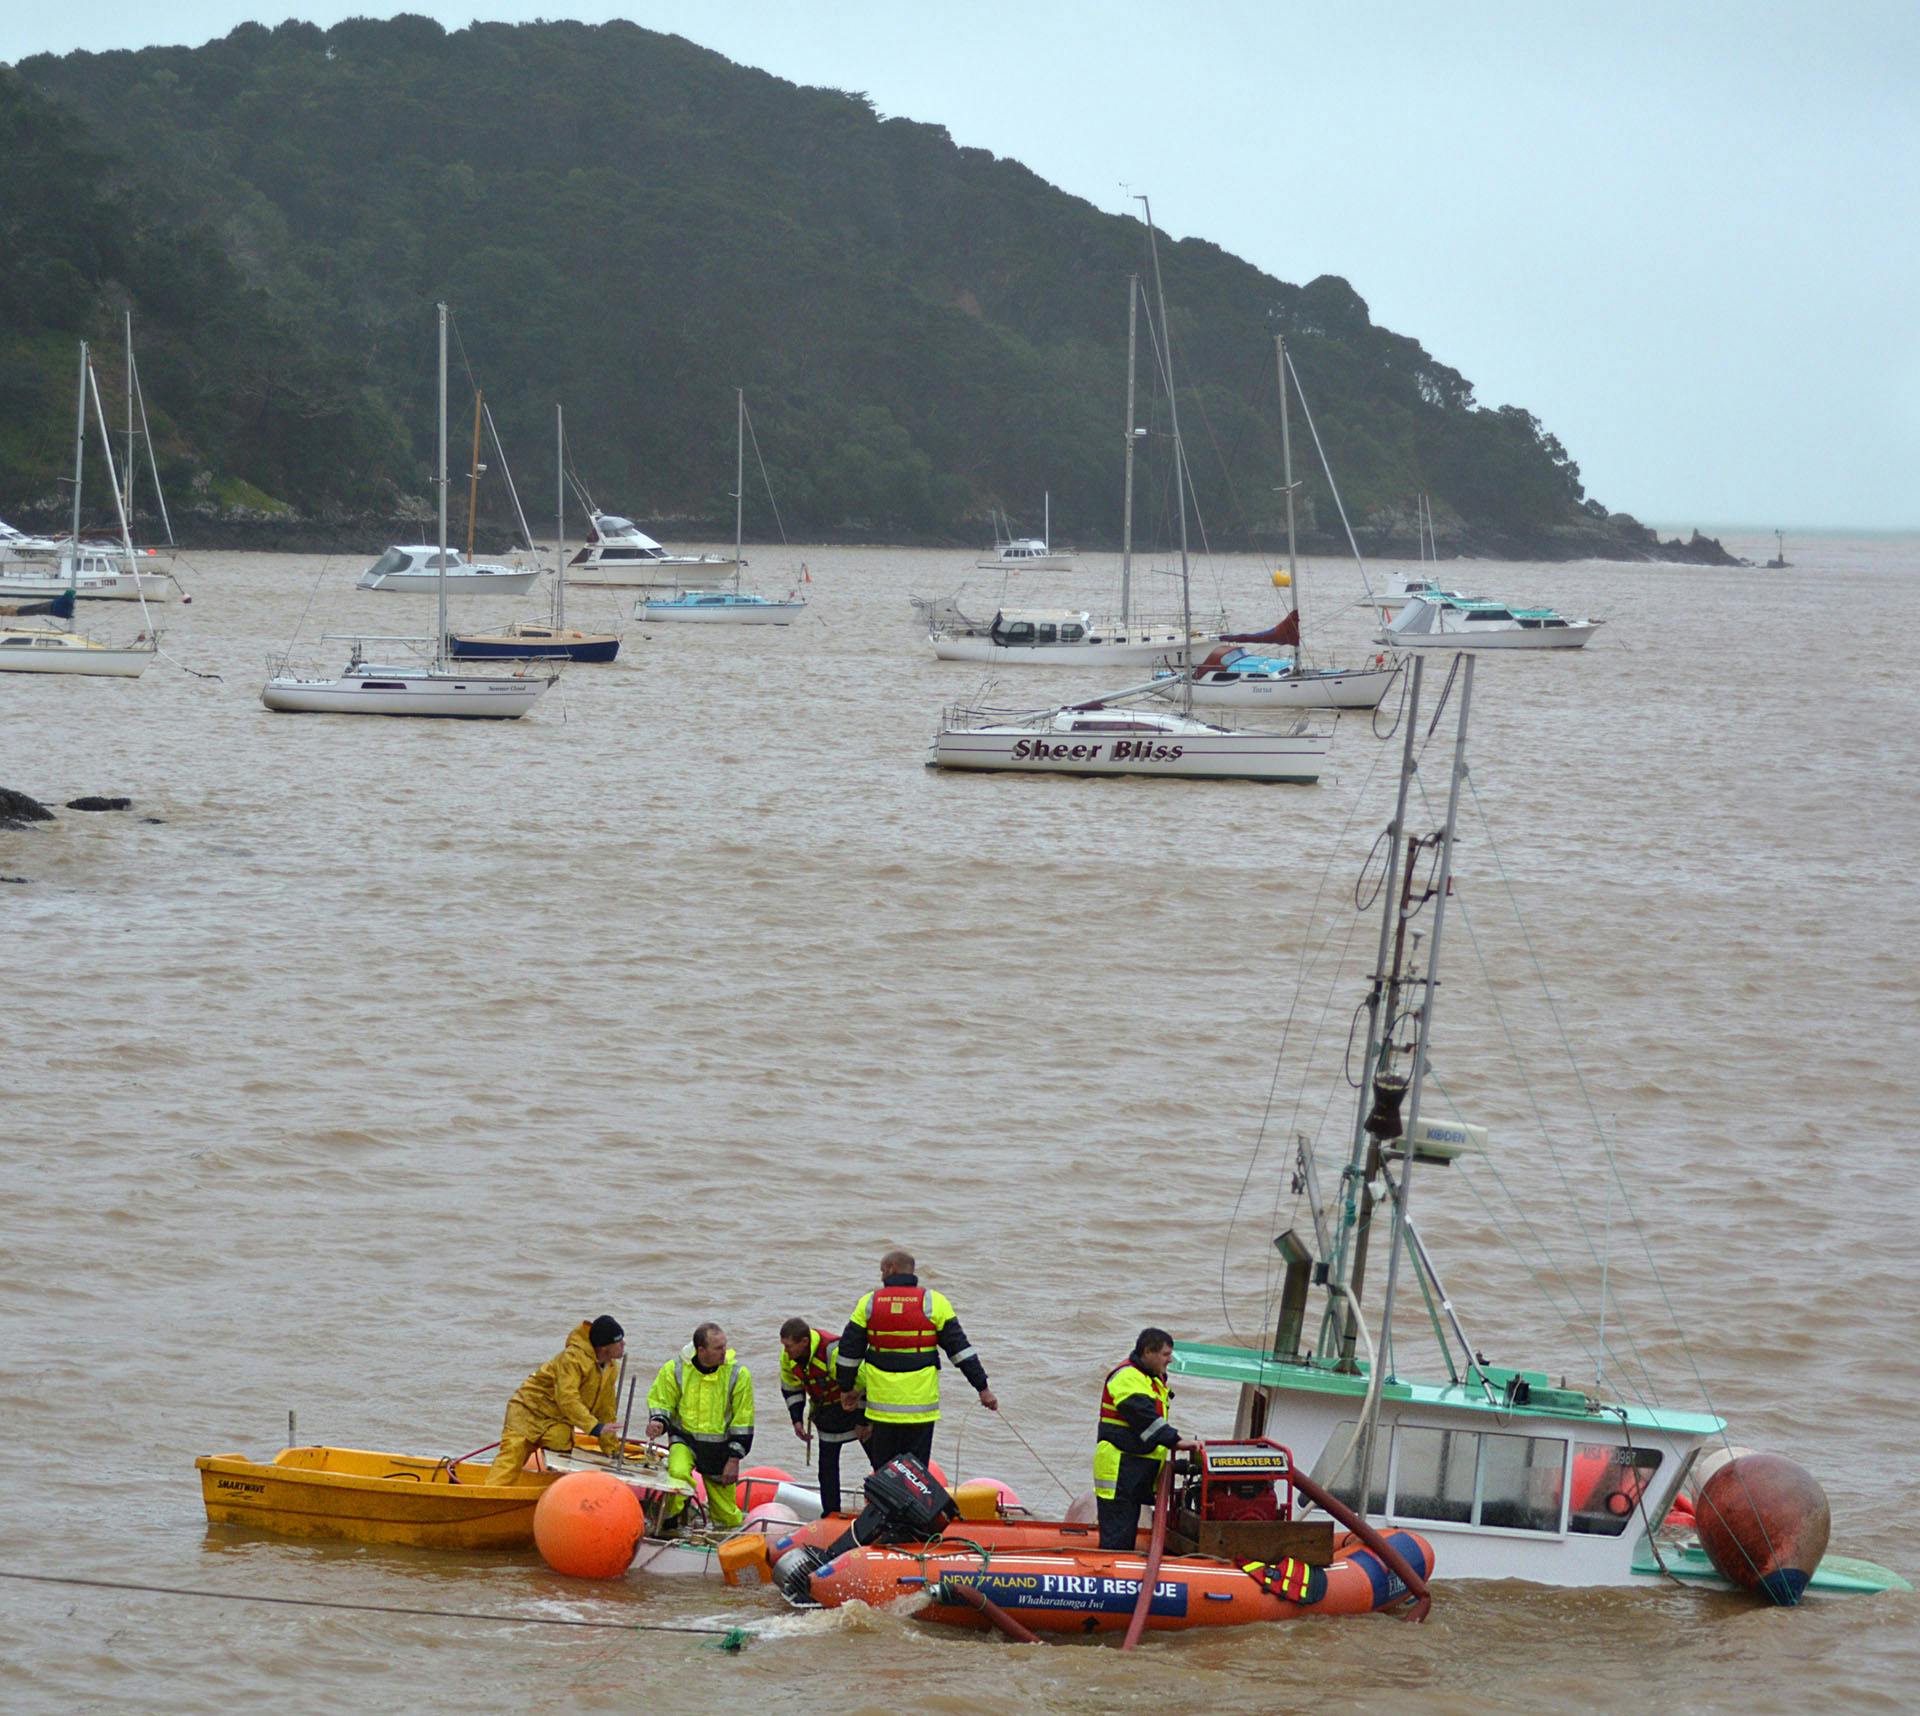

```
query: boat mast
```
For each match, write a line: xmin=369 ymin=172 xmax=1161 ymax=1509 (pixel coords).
xmin=1324 ymin=653 xmax=1427 ymax=1371
xmin=734 ymin=387 xmax=745 ymax=595
xmin=1121 ymin=274 xmax=1139 ymax=628
xmin=1044 ymin=490 xmax=1051 ymax=551
xmin=1353 ymin=652 xmax=1476 ymax=1512
xmin=436 ymin=303 xmax=449 ymax=668
xmin=1138 ymin=196 xmax=1193 ymax=716
xmin=124 ymin=310 xmax=136 ymax=521
xmin=69 ymin=341 xmax=87 ymax=573
xmin=465 ymin=388 xmax=484 ymax=560
xmin=87 ymin=352 xmax=155 ymax=633
xmin=555 ymin=403 xmax=566 ymax=632
xmin=1276 ymin=333 xmax=1301 ymax=649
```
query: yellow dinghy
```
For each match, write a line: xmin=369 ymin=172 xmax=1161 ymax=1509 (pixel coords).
xmin=196 ymin=1445 xmax=558 ymax=1551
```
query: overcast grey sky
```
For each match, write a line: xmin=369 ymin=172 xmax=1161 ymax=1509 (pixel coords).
xmin=7 ymin=2 xmax=1916 ymax=528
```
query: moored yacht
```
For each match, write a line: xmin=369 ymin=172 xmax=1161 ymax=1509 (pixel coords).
xmin=1380 ymin=592 xmax=1599 ymax=650
xmin=566 ymin=514 xmax=739 ymax=589
xmin=358 ymin=544 xmax=539 ymax=594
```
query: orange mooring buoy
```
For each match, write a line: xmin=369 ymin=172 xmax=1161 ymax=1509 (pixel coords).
xmin=1695 ymin=1452 xmax=1832 ymax=1605
xmin=533 ymin=1470 xmax=643 ymax=1578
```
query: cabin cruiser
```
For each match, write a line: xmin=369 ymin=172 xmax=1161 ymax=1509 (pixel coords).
xmin=1379 ymin=592 xmax=1599 ymax=651
xmin=358 ymin=545 xmax=539 ymax=594
xmin=566 ymin=513 xmax=739 ymax=589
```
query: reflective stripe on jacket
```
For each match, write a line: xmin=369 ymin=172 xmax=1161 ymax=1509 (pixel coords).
xmin=841 ymin=1282 xmax=957 ymax=1424
xmin=1093 ymin=1360 xmax=1175 ymax=1500
xmin=647 ymin=1345 xmax=756 ymax=1458
xmin=780 ymin=1328 xmax=842 ymax=1410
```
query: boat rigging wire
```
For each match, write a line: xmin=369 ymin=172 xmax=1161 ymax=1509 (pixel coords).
xmin=0 ymin=1569 xmax=752 ymax=1641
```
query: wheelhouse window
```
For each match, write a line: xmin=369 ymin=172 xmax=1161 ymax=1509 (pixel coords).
xmin=367 ymin=548 xmax=411 ymax=578
xmin=1308 ymin=1420 xmax=1386 ymax=1515
xmin=1477 ymin=1433 xmax=1567 ymax=1531
xmin=1465 ymin=608 xmax=1514 ymax=622
xmin=1568 ymin=1443 xmax=1663 ymax=1536
xmin=1390 ymin=1426 xmax=1476 ymax=1523
xmin=998 ymin=622 xmax=1035 ymax=643
xmin=1060 ymin=624 xmax=1086 ymax=642
xmin=1036 ymin=624 xmax=1058 ymax=643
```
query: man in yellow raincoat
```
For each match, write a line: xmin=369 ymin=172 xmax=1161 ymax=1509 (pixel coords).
xmin=646 ymin=1321 xmax=755 ymax=1529
xmin=485 ymin=1316 xmax=627 ymax=1484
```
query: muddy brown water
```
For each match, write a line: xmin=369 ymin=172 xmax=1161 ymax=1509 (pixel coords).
xmin=2 ymin=534 xmax=1915 ymax=1713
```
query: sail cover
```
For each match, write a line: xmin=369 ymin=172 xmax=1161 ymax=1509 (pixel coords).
xmin=1222 ymin=611 xmax=1300 ymax=647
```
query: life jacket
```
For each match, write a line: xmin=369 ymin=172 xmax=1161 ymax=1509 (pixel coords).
xmin=1243 ymin=1556 xmax=1329 ymax=1605
xmin=787 ymin=1329 xmax=840 ymax=1406
xmin=1093 ymin=1360 xmax=1172 ymax=1499
xmin=855 ymin=1281 xmax=951 ymax=1424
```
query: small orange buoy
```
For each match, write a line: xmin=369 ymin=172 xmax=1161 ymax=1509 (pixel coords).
xmin=1695 ymin=1453 xmax=1831 ymax=1605
xmin=533 ymin=1470 xmax=643 ymax=1578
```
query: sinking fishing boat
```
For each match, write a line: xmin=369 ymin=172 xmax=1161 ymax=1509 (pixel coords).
xmin=1163 ymin=650 xmax=1903 ymax=1601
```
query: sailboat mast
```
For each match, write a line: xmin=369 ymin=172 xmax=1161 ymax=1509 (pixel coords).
xmin=87 ymin=354 xmax=154 ymax=631
xmin=124 ymin=311 xmax=136 ymax=520
xmin=70 ymin=342 xmax=87 ymax=556
xmin=1138 ymin=197 xmax=1193 ymax=714
xmin=1325 ymin=653 xmax=1427 ymax=1369
xmin=1276 ymin=333 xmax=1300 ymax=640
xmin=436 ymin=303 xmax=449 ymax=666
xmin=734 ymin=387 xmax=745 ymax=595
xmin=1044 ymin=490 xmax=1050 ymax=551
xmin=555 ymin=403 xmax=566 ymax=632
xmin=1353 ymin=652 xmax=1476 ymax=1509
xmin=466 ymin=389 xmax=483 ymax=560
xmin=1121 ymin=274 xmax=1139 ymax=628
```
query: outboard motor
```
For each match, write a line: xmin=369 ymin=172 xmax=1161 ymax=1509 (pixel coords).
xmin=776 ymin=1456 xmax=956 ymax=1603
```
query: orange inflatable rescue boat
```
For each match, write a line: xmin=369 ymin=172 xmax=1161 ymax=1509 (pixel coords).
xmin=769 ymin=1439 xmax=1434 ymax=1636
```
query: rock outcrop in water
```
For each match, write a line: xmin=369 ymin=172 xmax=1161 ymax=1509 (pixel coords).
xmin=0 ymin=788 xmax=56 ymax=830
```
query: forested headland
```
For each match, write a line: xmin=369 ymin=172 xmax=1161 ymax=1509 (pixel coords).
xmin=1 ymin=18 xmax=1735 ymax=562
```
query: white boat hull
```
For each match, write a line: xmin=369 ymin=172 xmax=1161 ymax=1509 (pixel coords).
xmin=0 ymin=569 xmax=171 ymax=603
xmin=638 ymin=599 xmax=806 ymax=625
xmin=1182 ymin=663 xmax=1400 ymax=710
xmin=358 ymin=570 xmax=540 ymax=595
xmin=930 ymin=726 xmax=1328 ymax=783
xmin=0 ymin=635 xmax=154 ymax=677
xmin=573 ymin=557 xmax=740 ymax=590
xmin=931 ymin=631 xmax=1207 ymax=666
xmin=261 ymin=669 xmax=552 ymax=717
xmin=1381 ymin=624 xmax=1598 ymax=651
xmin=974 ymin=553 xmax=1073 ymax=571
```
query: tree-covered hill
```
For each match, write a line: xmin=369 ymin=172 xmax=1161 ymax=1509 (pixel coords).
xmin=3 ymin=18 xmax=1727 ymax=560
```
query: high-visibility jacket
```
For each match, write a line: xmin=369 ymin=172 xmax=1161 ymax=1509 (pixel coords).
xmin=838 ymin=1276 xmax=984 ymax=1425
xmin=647 ymin=1346 xmax=755 ymax=1472
xmin=781 ymin=1328 xmax=862 ymax=1443
xmin=1094 ymin=1360 xmax=1177 ymax=1502
xmin=505 ymin=1321 xmax=620 ymax=1437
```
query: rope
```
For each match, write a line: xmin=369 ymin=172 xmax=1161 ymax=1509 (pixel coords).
xmin=986 ymin=1407 xmax=1077 ymax=1504
xmin=0 ymin=1569 xmax=749 ymax=1639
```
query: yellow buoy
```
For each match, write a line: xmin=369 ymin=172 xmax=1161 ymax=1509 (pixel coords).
xmin=1271 ymin=569 xmax=1292 ymax=588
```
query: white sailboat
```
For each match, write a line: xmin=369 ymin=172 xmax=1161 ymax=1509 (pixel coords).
xmin=1 ymin=343 xmax=159 ymax=678
xmin=1175 ymin=335 xmax=1400 ymax=712
xmin=263 ymin=305 xmax=557 ymax=718
xmin=932 ymin=201 xmax=1330 ymax=784
xmin=928 ymin=277 xmax=1219 ymax=667
xmin=637 ymin=391 xmax=808 ymax=625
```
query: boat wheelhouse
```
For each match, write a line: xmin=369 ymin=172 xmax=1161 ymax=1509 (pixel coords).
xmin=637 ymin=588 xmax=806 ymax=625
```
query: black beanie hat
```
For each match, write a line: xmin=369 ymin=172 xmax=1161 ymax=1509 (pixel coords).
xmin=589 ymin=1315 xmax=624 ymax=1347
